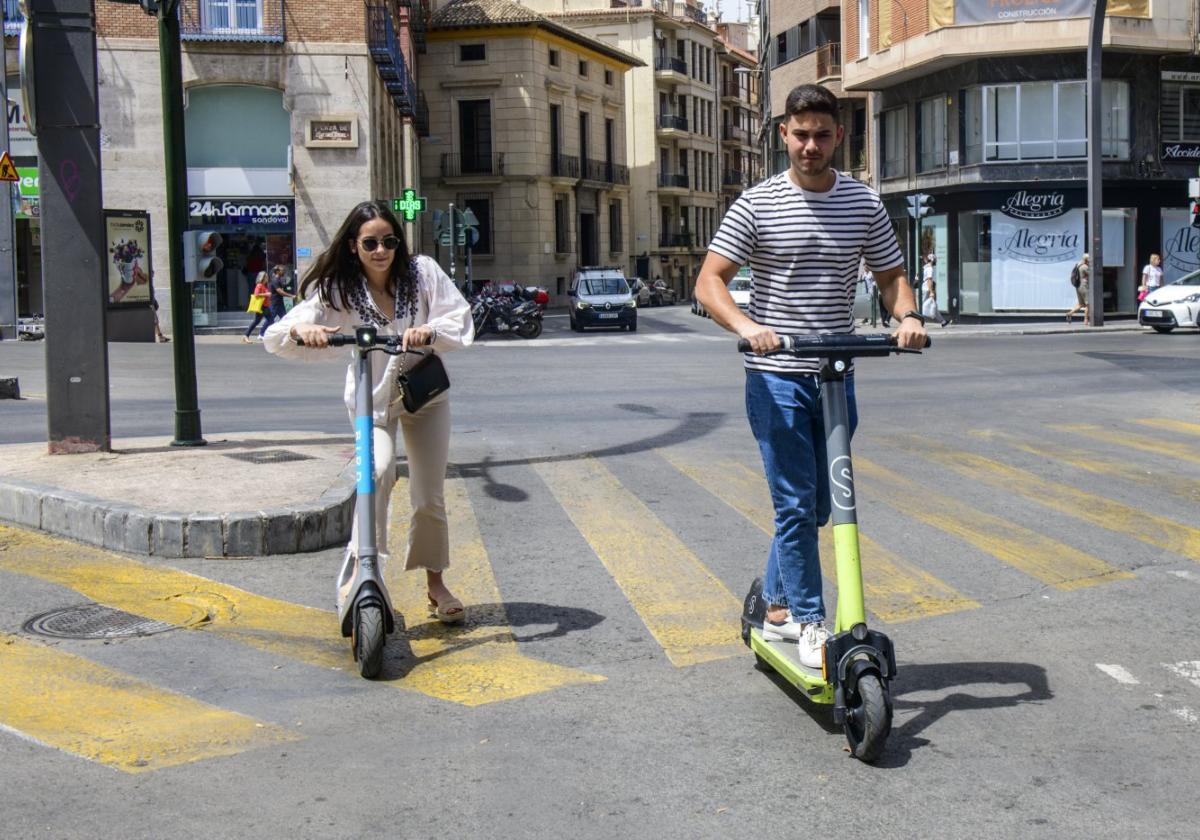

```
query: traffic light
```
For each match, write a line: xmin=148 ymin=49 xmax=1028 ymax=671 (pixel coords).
xmin=1191 ymin=200 xmax=1200 ymax=229
xmin=183 ymin=231 xmax=224 ymax=283
xmin=906 ymin=193 xmax=933 ymax=219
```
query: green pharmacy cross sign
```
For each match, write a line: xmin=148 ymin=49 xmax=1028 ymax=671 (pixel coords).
xmin=392 ymin=189 xmax=428 ymax=221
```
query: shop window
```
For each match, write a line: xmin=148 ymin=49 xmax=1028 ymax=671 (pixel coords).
xmin=881 ymin=107 xmax=907 ymax=179
xmin=972 ymin=80 xmax=1129 ymax=162
xmin=917 ymin=96 xmax=946 ymax=172
xmin=185 ymin=84 xmax=289 ymax=168
xmin=458 ymin=194 xmax=492 ymax=255
xmin=459 ymin=44 xmax=486 ymax=62
xmin=609 ymin=200 xmax=622 ymax=253
xmin=554 ymin=195 xmax=570 ymax=254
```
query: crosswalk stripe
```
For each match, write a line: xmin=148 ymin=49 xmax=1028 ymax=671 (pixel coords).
xmin=1134 ymin=418 xmax=1200 ymax=438
xmin=534 ymin=457 xmax=745 ymax=667
xmin=898 ymin=438 xmax=1200 ymax=564
xmin=660 ymin=452 xmax=978 ymax=623
xmin=854 ymin=458 xmax=1133 ymax=590
xmin=1053 ymin=423 xmax=1200 ymax=468
xmin=384 ymin=477 xmax=604 ymax=705
xmin=970 ymin=429 xmax=1200 ymax=505
xmin=0 ymin=633 xmax=296 ymax=773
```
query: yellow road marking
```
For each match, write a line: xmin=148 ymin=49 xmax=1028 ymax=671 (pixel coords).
xmin=534 ymin=457 xmax=744 ymax=667
xmin=897 ymin=436 xmax=1200 ymax=564
xmin=662 ymin=452 xmax=979 ymax=623
xmin=971 ymin=429 xmax=1200 ymax=505
xmin=0 ymin=633 xmax=296 ymax=773
xmin=1054 ymin=424 xmax=1200 ymax=468
xmin=1134 ymin=418 xmax=1200 ymax=438
xmin=0 ymin=525 xmax=346 ymax=666
xmin=854 ymin=457 xmax=1133 ymax=590
xmin=386 ymin=477 xmax=604 ymax=705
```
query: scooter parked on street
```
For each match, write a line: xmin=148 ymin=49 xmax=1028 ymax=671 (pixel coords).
xmin=738 ymin=332 xmax=929 ymax=762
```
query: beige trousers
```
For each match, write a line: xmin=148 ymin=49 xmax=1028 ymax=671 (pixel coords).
xmin=348 ymin=391 xmax=451 ymax=572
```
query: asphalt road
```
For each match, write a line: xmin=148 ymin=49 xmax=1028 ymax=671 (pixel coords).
xmin=1 ymin=306 xmax=1199 ymax=839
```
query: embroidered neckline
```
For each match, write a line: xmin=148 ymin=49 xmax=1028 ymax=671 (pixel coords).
xmin=346 ymin=259 xmax=421 ymax=327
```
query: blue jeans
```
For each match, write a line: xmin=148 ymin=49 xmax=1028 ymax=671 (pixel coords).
xmin=745 ymin=371 xmax=857 ymax=624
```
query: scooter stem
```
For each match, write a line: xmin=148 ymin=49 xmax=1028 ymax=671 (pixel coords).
xmin=354 ymin=345 xmax=377 ymax=560
xmin=821 ymin=358 xmax=866 ymax=633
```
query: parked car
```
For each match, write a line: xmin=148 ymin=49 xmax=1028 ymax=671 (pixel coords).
xmin=694 ymin=269 xmax=751 ymax=317
xmin=639 ymin=279 xmax=677 ymax=307
xmin=569 ymin=266 xmax=637 ymax=332
xmin=1139 ymin=267 xmax=1200 ymax=333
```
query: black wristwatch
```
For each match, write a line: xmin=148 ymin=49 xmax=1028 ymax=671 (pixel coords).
xmin=900 ymin=310 xmax=926 ymax=326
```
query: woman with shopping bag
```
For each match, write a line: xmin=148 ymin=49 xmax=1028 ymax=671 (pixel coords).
xmin=243 ymin=271 xmax=275 ymax=343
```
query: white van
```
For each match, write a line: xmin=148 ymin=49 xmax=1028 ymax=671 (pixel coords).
xmin=568 ymin=266 xmax=637 ymax=332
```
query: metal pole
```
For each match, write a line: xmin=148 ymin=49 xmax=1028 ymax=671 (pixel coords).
xmin=447 ymin=201 xmax=456 ymax=283
xmin=157 ymin=0 xmax=204 ymax=445
xmin=1086 ymin=0 xmax=1106 ymax=327
xmin=0 ymin=20 xmax=18 ymax=341
xmin=32 ymin=0 xmax=111 ymax=452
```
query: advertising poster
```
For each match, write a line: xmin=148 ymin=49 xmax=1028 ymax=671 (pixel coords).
xmin=105 ymin=210 xmax=153 ymax=306
xmin=1161 ymin=208 xmax=1200 ymax=284
xmin=991 ymin=191 xmax=1083 ymax=309
xmin=954 ymin=0 xmax=1148 ymax=26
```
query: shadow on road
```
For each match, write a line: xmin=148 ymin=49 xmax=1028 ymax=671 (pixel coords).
xmin=875 ymin=660 xmax=1052 ymax=768
xmin=377 ymin=601 xmax=606 ymax=680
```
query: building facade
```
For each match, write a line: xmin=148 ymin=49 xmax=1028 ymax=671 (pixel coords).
xmin=6 ymin=0 xmax=423 ymax=330
xmin=843 ymin=0 xmax=1199 ymax=320
xmin=420 ymin=0 xmax=641 ymax=302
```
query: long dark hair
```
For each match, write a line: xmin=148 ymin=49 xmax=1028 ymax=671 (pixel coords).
xmin=300 ymin=200 xmax=417 ymax=319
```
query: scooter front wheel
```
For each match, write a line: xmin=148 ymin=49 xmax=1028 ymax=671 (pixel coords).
xmin=843 ymin=673 xmax=891 ymax=762
xmin=353 ymin=604 xmax=386 ymax=679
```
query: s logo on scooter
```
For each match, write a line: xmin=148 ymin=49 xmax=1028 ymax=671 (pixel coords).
xmin=830 ymin=455 xmax=855 ymax=511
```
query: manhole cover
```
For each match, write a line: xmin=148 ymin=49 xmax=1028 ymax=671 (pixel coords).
xmin=223 ymin=449 xmax=314 ymax=464
xmin=22 ymin=604 xmax=178 ymax=640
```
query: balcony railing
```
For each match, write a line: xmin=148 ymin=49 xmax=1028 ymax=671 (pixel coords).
xmin=416 ymin=92 xmax=430 ymax=138
xmin=816 ymin=42 xmax=841 ymax=80
xmin=366 ymin=2 xmax=417 ymax=117
xmin=658 ymin=114 xmax=689 ymax=132
xmin=659 ymin=232 xmax=694 ymax=248
xmin=721 ymin=80 xmax=742 ymax=100
xmin=848 ymin=134 xmax=867 ymax=171
xmin=657 ymin=173 xmax=689 ymax=189
xmin=722 ymin=125 xmax=748 ymax=144
xmin=581 ymin=159 xmax=629 ymax=184
xmin=179 ymin=0 xmax=285 ymax=43
xmin=551 ymin=154 xmax=580 ymax=178
xmin=722 ymin=170 xmax=746 ymax=187
xmin=654 ymin=55 xmax=687 ymax=75
xmin=442 ymin=152 xmax=504 ymax=177
xmin=4 ymin=0 xmax=22 ymax=37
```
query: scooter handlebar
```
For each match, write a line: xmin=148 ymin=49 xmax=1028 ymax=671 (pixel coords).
xmin=735 ymin=333 xmax=931 ymax=355
xmin=293 ymin=332 xmax=404 ymax=348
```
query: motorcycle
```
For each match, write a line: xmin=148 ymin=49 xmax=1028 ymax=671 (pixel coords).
xmin=471 ymin=292 xmax=543 ymax=339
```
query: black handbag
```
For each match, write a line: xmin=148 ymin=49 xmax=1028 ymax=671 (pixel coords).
xmin=396 ymin=351 xmax=450 ymax=413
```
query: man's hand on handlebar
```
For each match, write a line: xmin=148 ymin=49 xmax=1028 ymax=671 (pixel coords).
xmin=736 ymin=321 xmax=781 ymax=356
xmin=402 ymin=325 xmax=434 ymax=353
xmin=893 ymin=316 xmax=928 ymax=350
xmin=290 ymin=324 xmax=342 ymax=347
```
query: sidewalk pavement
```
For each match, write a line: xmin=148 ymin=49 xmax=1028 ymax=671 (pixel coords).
xmin=0 ymin=432 xmax=356 ymax=559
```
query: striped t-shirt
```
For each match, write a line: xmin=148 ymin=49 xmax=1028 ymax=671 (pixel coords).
xmin=708 ymin=170 xmax=903 ymax=374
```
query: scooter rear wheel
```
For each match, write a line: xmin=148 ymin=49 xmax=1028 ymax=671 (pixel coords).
xmin=354 ymin=604 xmax=386 ymax=679
xmin=843 ymin=673 xmax=891 ymax=763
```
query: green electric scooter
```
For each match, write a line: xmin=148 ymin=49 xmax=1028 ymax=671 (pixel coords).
xmin=737 ymin=333 xmax=928 ymax=762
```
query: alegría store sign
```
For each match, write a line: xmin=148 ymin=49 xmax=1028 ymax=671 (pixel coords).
xmin=999 ymin=190 xmax=1069 ymax=221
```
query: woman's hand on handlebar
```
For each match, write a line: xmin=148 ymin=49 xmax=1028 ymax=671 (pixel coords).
xmin=892 ymin=316 xmax=928 ymax=350
xmin=402 ymin=325 xmax=434 ymax=353
xmin=736 ymin=321 xmax=781 ymax=356
xmin=290 ymin=323 xmax=341 ymax=347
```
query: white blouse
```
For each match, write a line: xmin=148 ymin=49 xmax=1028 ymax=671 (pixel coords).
xmin=263 ymin=255 xmax=475 ymax=423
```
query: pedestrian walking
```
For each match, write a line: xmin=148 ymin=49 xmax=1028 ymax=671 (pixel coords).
xmin=242 ymin=271 xmax=274 ymax=342
xmin=1067 ymin=252 xmax=1090 ymax=325
xmin=859 ymin=261 xmax=878 ymax=326
xmin=267 ymin=265 xmax=296 ymax=320
xmin=921 ymin=254 xmax=950 ymax=327
xmin=693 ymin=83 xmax=926 ymax=669
xmin=1138 ymin=253 xmax=1163 ymax=302
xmin=263 ymin=200 xmax=475 ymax=622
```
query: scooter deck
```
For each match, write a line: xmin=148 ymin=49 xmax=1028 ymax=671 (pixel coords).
xmin=748 ymin=627 xmax=834 ymax=704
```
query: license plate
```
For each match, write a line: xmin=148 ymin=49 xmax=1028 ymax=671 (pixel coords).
xmin=599 ymin=312 xmax=618 ymax=319
xmin=1142 ymin=309 xmax=1163 ymax=318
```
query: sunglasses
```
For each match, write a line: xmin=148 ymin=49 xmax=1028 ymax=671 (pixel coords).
xmin=357 ymin=235 xmax=402 ymax=253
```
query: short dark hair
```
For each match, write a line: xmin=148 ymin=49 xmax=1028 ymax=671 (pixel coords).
xmin=784 ymin=84 xmax=840 ymax=123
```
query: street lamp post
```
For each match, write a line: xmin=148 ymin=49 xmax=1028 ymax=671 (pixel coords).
xmin=1086 ymin=0 xmax=1107 ymax=327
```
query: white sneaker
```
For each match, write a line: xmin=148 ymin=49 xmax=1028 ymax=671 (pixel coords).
xmin=762 ymin=615 xmax=805 ymax=642
xmin=797 ymin=623 xmax=829 ymax=669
